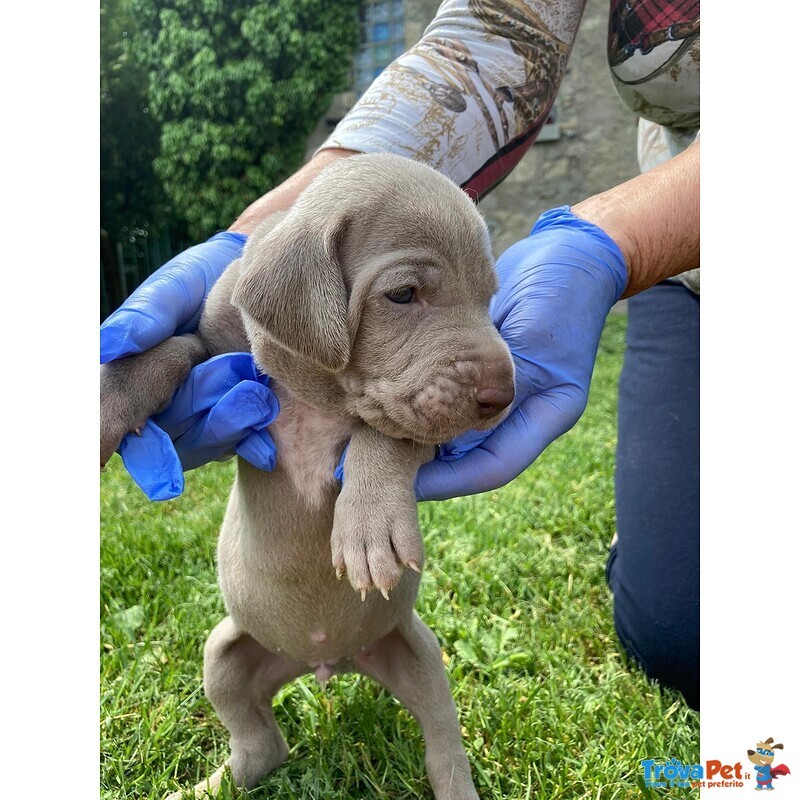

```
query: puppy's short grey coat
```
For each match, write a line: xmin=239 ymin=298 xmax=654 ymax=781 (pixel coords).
xmin=100 ymin=154 xmax=515 ymax=799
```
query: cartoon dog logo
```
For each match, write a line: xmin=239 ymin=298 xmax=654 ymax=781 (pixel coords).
xmin=747 ymin=738 xmax=791 ymax=790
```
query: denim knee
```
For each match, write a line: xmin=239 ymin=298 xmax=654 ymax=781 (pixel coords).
xmin=606 ymin=543 xmax=699 ymax=710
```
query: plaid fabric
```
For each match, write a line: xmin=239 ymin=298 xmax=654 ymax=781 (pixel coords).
xmin=610 ymin=0 xmax=700 ymax=57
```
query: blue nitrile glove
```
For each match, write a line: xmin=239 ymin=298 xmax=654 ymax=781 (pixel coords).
xmin=100 ymin=232 xmax=281 ymax=500
xmin=118 ymin=353 xmax=279 ymax=501
xmin=415 ymin=206 xmax=628 ymax=501
xmin=100 ymin=231 xmax=247 ymax=363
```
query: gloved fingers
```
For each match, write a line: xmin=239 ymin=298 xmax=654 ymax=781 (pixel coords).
xmin=153 ymin=353 xmax=268 ymax=438
xmin=100 ymin=232 xmax=247 ymax=363
xmin=205 ymin=380 xmax=279 ymax=441
xmin=168 ymin=232 xmax=247 ymax=334
xmin=118 ymin=420 xmax=185 ymax=501
xmin=415 ymin=387 xmax=585 ymax=501
xmin=414 ymin=450 xmax=499 ymax=503
xmin=235 ymin=428 xmax=278 ymax=472
xmin=436 ymin=428 xmax=493 ymax=461
xmin=100 ymin=305 xmax=178 ymax=365
xmin=171 ymin=380 xmax=280 ymax=471
xmin=100 ymin=268 xmax=210 ymax=364
xmin=334 ymin=442 xmax=350 ymax=484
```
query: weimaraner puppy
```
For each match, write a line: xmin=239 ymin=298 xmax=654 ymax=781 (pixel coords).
xmin=100 ymin=154 xmax=515 ymax=799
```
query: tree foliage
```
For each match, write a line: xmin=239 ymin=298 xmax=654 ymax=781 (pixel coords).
xmin=127 ymin=0 xmax=360 ymax=239
xmin=101 ymin=0 xmax=167 ymax=243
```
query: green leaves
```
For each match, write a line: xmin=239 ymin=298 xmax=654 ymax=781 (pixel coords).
xmin=125 ymin=0 xmax=360 ymax=239
xmin=101 ymin=0 xmax=166 ymax=243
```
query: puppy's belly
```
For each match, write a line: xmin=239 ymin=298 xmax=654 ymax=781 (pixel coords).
xmin=217 ymin=485 xmax=420 ymax=666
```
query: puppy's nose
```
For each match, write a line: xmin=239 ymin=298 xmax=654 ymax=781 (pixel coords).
xmin=475 ymin=385 xmax=514 ymax=417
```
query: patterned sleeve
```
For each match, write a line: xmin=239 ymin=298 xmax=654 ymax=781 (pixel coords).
xmin=317 ymin=0 xmax=586 ymax=197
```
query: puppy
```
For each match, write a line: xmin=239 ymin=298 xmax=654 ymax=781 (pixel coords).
xmin=100 ymin=154 xmax=515 ymax=799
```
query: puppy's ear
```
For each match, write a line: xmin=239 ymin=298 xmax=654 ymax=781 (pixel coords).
xmin=232 ymin=215 xmax=350 ymax=372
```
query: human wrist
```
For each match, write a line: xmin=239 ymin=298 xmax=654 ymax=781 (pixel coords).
xmin=570 ymin=196 xmax=639 ymax=296
xmin=229 ymin=148 xmax=361 ymax=235
xmin=571 ymin=141 xmax=700 ymax=297
xmin=527 ymin=206 xmax=628 ymax=306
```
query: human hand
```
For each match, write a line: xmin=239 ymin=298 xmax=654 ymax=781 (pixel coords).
xmin=116 ymin=353 xmax=279 ymax=501
xmin=415 ymin=206 xmax=628 ymax=500
xmin=100 ymin=232 xmax=280 ymax=500
xmin=100 ymin=231 xmax=247 ymax=363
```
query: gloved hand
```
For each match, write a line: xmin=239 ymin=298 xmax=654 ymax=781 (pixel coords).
xmin=100 ymin=231 xmax=247 ymax=363
xmin=117 ymin=353 xmax=279 ymax=501
xmin=415 ymin=206 xmax=628 ymax=501
xmin=100 ymin=232 xmax=281 ymax=500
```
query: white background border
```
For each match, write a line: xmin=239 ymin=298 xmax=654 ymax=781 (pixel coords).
xmin=701 ymin=1 xmax=799 ymax=796
xmin=4 ymin=1 xmax=799 ymax=796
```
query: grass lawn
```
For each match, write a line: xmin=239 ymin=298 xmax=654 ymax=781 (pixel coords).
xmin=100 ymin=313 xmax=699 ymax=799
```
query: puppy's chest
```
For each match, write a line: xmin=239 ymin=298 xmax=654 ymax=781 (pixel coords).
xmin=267 ymin=384 xmax=351 ymax=507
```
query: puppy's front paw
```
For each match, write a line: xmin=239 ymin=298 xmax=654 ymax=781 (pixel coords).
xmin=331 ymin=486 xmax=423 ymax=598
xmin=100 ymin=368 xmax=149 ymax=468
xmin=99 ymin=335 xmax=208 ymax=469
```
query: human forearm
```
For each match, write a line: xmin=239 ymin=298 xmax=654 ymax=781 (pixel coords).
xmin=572 ymin=139 xmax=699 ymax=297
xmin=231 ymin=0 xmax=587 ymax=235
xmin=229 ymin=147 xmax=360 ymax=235
xmin=319 ymin=0 xmax=585 ymax=196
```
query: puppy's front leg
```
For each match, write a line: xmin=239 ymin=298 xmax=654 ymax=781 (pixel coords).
xmin=331 ymin=424 xmax=434 ymax=598
xmin=100 ymin=334 xmax=208 ymax=467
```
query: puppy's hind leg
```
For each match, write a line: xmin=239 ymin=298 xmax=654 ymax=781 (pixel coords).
xmin=100 ymin=334 xmax=208 ymax=467
xmin=353 ymin=613 xmax=480 ymax=800
xmin=166 ymin=617 xmax=307 ymax=799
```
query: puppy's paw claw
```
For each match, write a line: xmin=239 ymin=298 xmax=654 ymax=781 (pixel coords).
xmin=332 ymin=485 xmax=423 ymax=599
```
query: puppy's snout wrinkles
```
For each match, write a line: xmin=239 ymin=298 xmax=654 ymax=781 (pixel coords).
xmin=401 ymin=344 xmax=515 ymax=441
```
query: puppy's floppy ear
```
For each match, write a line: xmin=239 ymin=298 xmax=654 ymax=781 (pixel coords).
xmin=232 ymin=214 xmax=350 ymax=372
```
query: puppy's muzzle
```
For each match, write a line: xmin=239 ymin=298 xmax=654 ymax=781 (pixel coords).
xmin=399 ymin=350 xmax=515 ymax=443
xmin=475 ymin=383 xmax=514 ymax=418
xmin=471 ymin=355 xmax=515 ymax=422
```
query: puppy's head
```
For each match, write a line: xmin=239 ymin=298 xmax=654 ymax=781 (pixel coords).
xmin=232 ymin=154 xmax=514 ymax=444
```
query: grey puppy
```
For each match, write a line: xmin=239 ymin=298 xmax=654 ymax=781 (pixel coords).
xmin=100 ymin=154 xmax=515 ymax=800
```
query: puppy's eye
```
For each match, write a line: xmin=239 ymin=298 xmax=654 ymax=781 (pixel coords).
xmin=385 ymin=286 xmax=415 ymax=304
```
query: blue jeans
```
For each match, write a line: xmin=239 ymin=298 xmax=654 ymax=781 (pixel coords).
xmin=606 ymin=280 xmax=700 ymax=710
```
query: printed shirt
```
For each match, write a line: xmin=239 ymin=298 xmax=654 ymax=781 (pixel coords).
xmin=319 ymin=0 xmax=700 ymax=292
